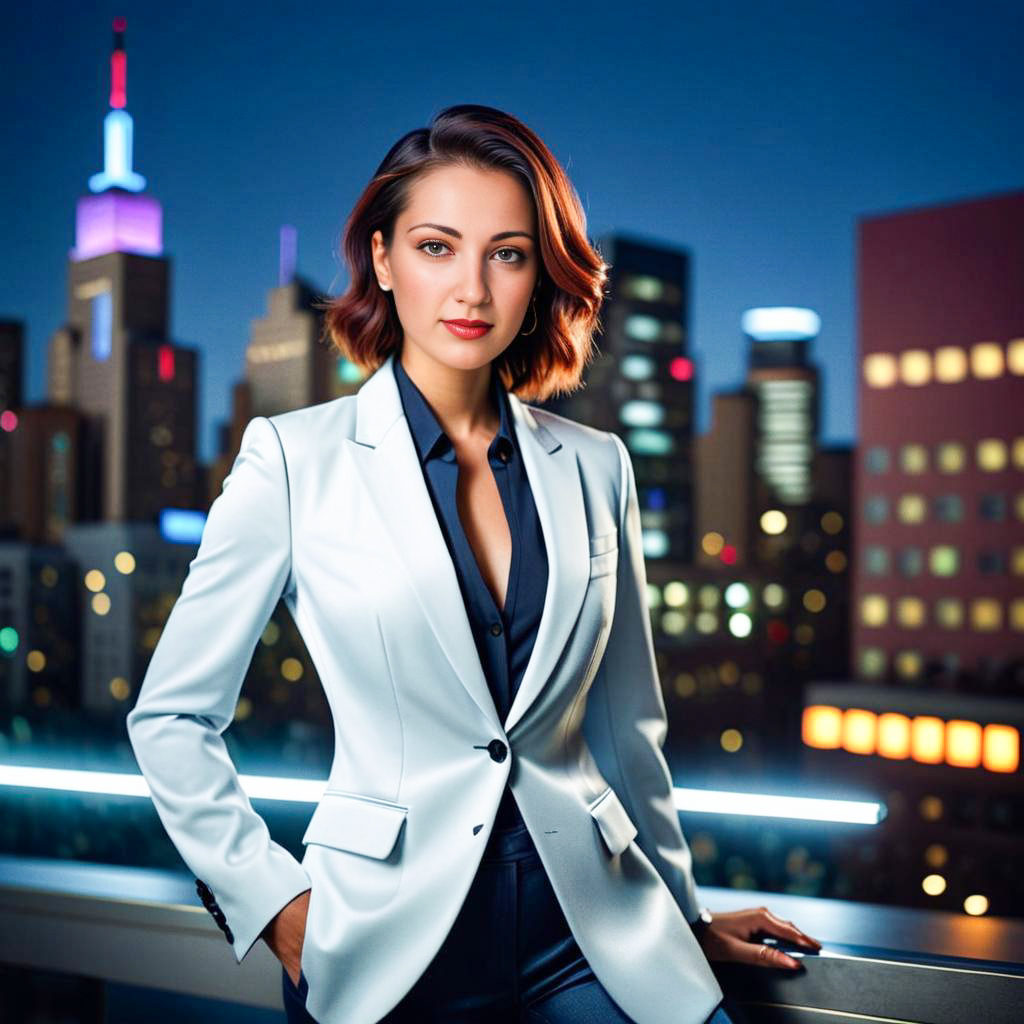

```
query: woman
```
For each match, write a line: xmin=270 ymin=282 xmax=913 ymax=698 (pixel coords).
xmin=127 ymin=104 xmax=820 ymax=1024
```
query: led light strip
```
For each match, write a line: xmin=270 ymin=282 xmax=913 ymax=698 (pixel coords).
xmin=0 ymin=766 xmax=884 ymax=824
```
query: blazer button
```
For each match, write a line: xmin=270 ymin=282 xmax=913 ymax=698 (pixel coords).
xmin=489 ymin=622 xmax=503 ymax=636
xmin=487 ymin=739 xmax=507 ymax=762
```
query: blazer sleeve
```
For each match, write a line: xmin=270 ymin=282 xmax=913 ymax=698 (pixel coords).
xmin=125 ymin=416 xmax=312 ymax=964
xmin=581 ymin=430 xmax=703 ymax=924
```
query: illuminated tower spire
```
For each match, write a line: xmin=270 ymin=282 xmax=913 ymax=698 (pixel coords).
xmin=88 ymin=16 xmax=146 ymax=193
xmin=73 ymin=16 xmax=162 ymax=260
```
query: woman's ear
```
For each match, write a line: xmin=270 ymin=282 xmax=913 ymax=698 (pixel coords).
xmin=370 ymin=230 xmax=392 ymax=291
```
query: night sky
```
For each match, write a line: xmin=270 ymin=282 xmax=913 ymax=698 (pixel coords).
xmin=2 ymin=1 xmax=1021 ymax=463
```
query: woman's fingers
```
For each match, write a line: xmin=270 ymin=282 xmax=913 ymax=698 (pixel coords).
xmin=752 ymin=940 xmax=801 ymax=970
xmin=759 ymin=907 xmax=822 ymax=949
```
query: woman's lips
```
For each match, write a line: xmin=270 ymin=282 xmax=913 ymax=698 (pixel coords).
xmin=442 ymin=321 xmax=493 ymax=339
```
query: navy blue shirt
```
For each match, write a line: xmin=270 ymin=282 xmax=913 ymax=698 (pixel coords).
xmin=393 ymin=354 xmax=549 ymax=830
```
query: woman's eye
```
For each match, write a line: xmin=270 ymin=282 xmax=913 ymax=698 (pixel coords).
xmin=419 ymin=240 xmax=450 ymax=257
xmin=495 ymin=248 xmax=524 ymax=263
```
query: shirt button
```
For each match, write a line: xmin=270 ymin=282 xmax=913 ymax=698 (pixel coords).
xmin=498 ymin=447 xmax=510 ymax=463
xmin=490 ymin=622 xmax=503 ymax=636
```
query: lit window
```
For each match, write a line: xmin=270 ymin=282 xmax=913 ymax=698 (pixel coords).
xmin=865 ymin=446 xmax=890 ymax=473
xmin=896 ymin=651 xmax=924 ymax=679
xmin=977 ymin=438 xmax=1007 ymax=471
xmin=970 ymin=342 xmax=1004 ymax=379
xmin=623 ymin=313 xmax=662 ymax=342
xmin=900 ymin=444 xmax=928 ymax=473
xmin=842 ymin=708 xmax=877 ymax=754
xmin=898 ymin=494 xmax=927 ymax=524
xmin=859 ymin=647 xmax=887 ymax=679
xmin=898 ymin=548 xmax=923 ymax=577
xmin=900 ymin=350 xmax=932 ymax=386
xmin=970 ymin=599 xmax=1002 ymax=632
xmin=702 ymin=532 xmax=725 ymax=556
xmin=864 ymin=496 xmax=889 ymax=523
xmin=934 ymin=346 xmax=968 ymax=382
xmin=861 ymin=594 xmax=889 ymax=627
xmin=977 ymin=550 xmax=1006 ymax=575
xmin=760 ymin=510 xmax=787 ymax=535
xmin=864 ymin=353 xmax=898 ymax=387
xmin=936 ymin=442 xmax=965 ymax=473
xmin=878 ymin=713 xmax=912 ymax=759
xmin=802 ymin=705 xmax=843 ymax=748
xmin=983 ymin=725 xmax=1020 ymax=773
xmin=978 ymin=494 xmax=1006 ymax=521
xmin=1012 ymin=547 xmax=1024 ymax=575
xmin=1016 ymin=494 xmax=1024 ymax=521
xmin=935 ymin=598 xmax=963 ymax=629
xmin=934 ymin=495 xmax=963 ymax=522
xmin=865 ymin=546 xmax=889 ymax=575
xmin=620 ymin=274 xmax=666 ymax=302
xmin=1013 ymin=437 xmax=1024 ymax=470
xmin=620 ymin=400 xmax=665 ymax=428
xmin=897 ymin=597 xmax=926 ymax=627
xmin=1008 ymin=338 xmax=1024 ymax=375
xmin=825 ymin=550 xmax=847 ymax=573
xmin=621 ymin=354 xmax=656 ymax=381
xmin=821 ymin=511 xmax=844 ymax=534
xmin=1010 ymin=599 xmax=1024 ymax=632
xmin=929 ymin=546 xmax=959 ymax=576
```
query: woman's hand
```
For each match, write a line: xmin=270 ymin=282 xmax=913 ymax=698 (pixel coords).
xmin=697 ymin=906 xmax=822 ymax=970
xmin=261 ymin=888 xmax=311 ymax=987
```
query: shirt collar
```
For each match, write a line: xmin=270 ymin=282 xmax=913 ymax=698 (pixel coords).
xmin=394 ymin=354 xmax=516 ymax=465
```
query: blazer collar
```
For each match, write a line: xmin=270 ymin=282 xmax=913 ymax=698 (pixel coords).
xmin=345 ymin=350 xmax=587 ymax=735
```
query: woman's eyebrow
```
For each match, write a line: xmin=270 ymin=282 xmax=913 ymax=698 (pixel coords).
xmin=407 ymin=222 xmax=535 ymax=242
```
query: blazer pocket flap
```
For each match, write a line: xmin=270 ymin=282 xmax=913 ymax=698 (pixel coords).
xmin=587 ymin=785 xmax=638 ymax=857
xmin=303 ymin=790 xmax=409 ymax=859
xmin=589 ymin=531 xmax=618 ymax=557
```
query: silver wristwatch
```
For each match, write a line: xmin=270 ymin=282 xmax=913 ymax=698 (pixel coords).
xmin=689 ymin=906 xmax=713 ymax=943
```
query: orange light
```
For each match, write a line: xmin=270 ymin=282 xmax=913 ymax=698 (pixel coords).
xmin=842 ymin=708 xmax=877 ymax=755
xmin=982 ymin=724 xmax=1020 ymax=773
xmin=877 ymin=713 xmax=911 ymax=759
xmin=802 ymin=705 xmax=842 ymax=749
xmin=945 ymin=720 xmax=982 ymax=768
xmin=911 ymin=716 xmax=945 ymax=764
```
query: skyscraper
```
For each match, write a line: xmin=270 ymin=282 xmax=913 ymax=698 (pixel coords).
xmin=46 ymin=17 xmax=199 ymax=523
xmin=853 ymin=189 xmax=1024 ymax=689
xmin=547 ymin=234 xmax=697 ymax=561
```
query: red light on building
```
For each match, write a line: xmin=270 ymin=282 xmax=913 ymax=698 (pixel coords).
xmin=719 ymin=544 xmax=737 ymax=564
xmin=766 ymin=619 xmax=789 ymax=645
xmin=669 ymin=356 xmax=693 ymax=382
xmin=157 ymin=345 xmax=175 ymax=382
xmin=0 ymin=410 xmax=17 ymax=432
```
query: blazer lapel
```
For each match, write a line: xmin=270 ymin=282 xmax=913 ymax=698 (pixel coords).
xmin=344 ymin=352 xmax=590 ymax=738
xmin=503 ymin=391 xmax=589 ymax=735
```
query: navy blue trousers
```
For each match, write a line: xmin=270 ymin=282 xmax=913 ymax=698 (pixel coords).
xmin=282 ymin=819 xmax=736 ymax=1023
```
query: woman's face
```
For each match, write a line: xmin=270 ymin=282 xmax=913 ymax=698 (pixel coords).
xmin=371 ymin=163 xmax=539 ymax=374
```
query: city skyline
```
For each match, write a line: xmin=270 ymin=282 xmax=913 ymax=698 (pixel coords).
xmin=2 ymin=1 xmax=1022 ymax=462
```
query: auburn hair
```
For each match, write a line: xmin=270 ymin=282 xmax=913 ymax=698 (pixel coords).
xmin=316 ymin=103 xmax=609 ymax=403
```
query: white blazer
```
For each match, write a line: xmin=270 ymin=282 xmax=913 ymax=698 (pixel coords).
xmin=126 ymin=351 xmax=724 ymax=1024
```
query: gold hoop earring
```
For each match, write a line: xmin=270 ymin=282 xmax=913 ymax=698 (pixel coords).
xmin=520 ymin=295 xmax=538 ymax=336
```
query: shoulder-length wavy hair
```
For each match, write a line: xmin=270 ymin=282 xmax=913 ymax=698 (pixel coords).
xmin=317 ymin=103 xmax=609 ymax=403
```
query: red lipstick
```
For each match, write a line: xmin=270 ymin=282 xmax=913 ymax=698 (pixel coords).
xmin=443 ymin=319 xmax=493 ymax=339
